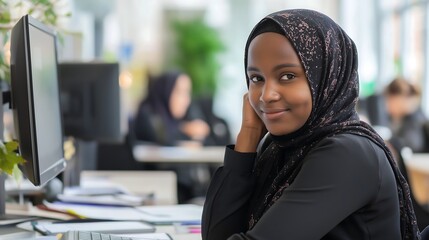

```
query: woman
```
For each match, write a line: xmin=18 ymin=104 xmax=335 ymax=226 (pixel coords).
xmin=384 ymin=77 xmax=428 ymax=153
xmin=134 ymin=71 xmax=211 ymax=203
xmin=202 ymin=9 xmax=420 ymax=239
xmin=134 ymin=71 xmax=209 ymax=146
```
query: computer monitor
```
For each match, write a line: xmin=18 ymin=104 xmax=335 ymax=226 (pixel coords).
xmin=0 ymin=14 xmax=65 ymax=221
xmin=57 ymin=62 xmax=122 ymax=143
xmin=9 ymin=15 xmax=66 ymax=187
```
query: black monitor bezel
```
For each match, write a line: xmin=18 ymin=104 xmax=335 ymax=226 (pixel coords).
xmin=9 ymin=14 xmax=66 ymax=186
xmin=58 ymin=62 xmax=123 ymax=143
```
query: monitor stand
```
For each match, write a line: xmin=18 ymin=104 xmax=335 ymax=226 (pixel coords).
xmin=0 ymin=89 xmax=32 ymax=226
xmin=0 ymin=173 xmax=34 ymax=224
xmin=0 ymin=90 xmax=34 ymax=224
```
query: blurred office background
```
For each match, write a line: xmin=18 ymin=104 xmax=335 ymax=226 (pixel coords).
xmin=50 ymin=0 xmax=428 ymax=139
xmin=1 ymin=0 xmax=429 ymax=211
xmin=51 ymin=0 xmax=429 ymax=139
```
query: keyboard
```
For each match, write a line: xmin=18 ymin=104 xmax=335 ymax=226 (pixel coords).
xmin=60 ymin=230 xmax=141 ymax=240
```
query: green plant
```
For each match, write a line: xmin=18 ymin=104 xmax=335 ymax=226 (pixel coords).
xmin=0 ymin=0 xmax=70 ymax=177
xmin=0 ymin=0 xmax=71 ymax=83
xmin=0 ymin=140 xmax=24 ymax=178
xmin=170 ymin=18 xmax=225 ymax=98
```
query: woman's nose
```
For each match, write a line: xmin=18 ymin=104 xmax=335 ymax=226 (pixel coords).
xmin=260 ymin=81 xmax=280 ymax=103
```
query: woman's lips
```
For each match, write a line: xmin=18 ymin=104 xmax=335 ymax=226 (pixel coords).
xmin=262 ymin=109 xmax=289 ymax=120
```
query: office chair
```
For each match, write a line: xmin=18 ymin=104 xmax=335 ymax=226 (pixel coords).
xmin=390 ymin=138 xmax=429 ymax=231
xmin=96 ymin=117 xmax=146 ymax=171
xmin=422 ymin=225 xmax=429 ymax=240
xmin=423 ymin=120 xmax=429 ymax=153
xmin=364 ymin=94 xmax=390 ymax=127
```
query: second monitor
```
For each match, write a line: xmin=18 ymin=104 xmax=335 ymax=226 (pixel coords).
xmin=58 ymin=62 xmax=122 ymax=143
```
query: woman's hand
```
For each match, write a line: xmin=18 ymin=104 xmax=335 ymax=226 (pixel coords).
xmin=181 ymin=119 xmax=210 ymax=141
xmin=235 ymin=93 xmax=267 ymax=153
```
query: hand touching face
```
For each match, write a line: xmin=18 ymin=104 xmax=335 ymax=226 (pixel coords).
xmin=246 ymin=32 xmax=312 ymax=136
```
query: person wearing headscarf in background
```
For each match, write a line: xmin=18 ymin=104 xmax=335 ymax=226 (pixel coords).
xmin=202 ymin=9 xmax=420 ymax=240
xmin=134 ymin=71 xmax=210 ymax=146
xmin=384 ymin=77 xmax=428 ymax=153
xmin=134 ymin=70 xmax=211 ymax=203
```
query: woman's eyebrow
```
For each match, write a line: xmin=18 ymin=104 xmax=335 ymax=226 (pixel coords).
xmin=273 ymin=63 xmax=301 ymax=71
xmin=247 ymin=66 xmax=259 ymax=72
xmin=247 ymin=63 xmax=302 ymax=73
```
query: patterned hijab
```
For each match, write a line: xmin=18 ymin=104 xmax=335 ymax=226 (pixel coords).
xmin=244 ymin=9 xmax=420 ymax=239
xmin=140 ymin=71 xmax=185 ymax=141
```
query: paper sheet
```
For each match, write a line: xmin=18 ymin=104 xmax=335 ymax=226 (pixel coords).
xmin=43 ymin=201 xmax=202 ymax=224
xmin=43 ymin=201 xmax=145 ymax=220
xmin=32 ymin=220 xmax=155 ymax=234
xmin=135 ymin=204 xmax=203 ymax=224
xmin=119 ymin=233 xmax=173 ymax=240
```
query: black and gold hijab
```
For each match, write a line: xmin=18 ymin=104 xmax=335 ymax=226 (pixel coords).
xmin=244 ymin=9 xmax=419 ymax=239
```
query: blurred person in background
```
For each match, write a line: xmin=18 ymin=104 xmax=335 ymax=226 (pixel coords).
xmin=133 ymin=70 xmax=212 ymax=203
xmin=134 ymin=71 xmax=210 ymax=146
xmin=384 ymin=77 xmax=428 ymax=153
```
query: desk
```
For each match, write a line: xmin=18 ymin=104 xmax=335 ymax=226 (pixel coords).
xmin=80 ymin=170 xmax=178 ymax=205
xmin=403 ymin=153 xmax=429 ymax=205
xmin=3 ymin=171 xmax=199 ymax=239
xmin=5 ymin=206 xmax=202 ymax=240
xmin=133 ymin=145 xmax=225 ymax=163
xmin=0 ymin=224 xmax=202 ymax=240
xmin=157 ymin=225 xmax=201 ymax=240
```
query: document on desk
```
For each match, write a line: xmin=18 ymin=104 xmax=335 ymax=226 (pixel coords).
xmin=135 ymin=204 xmax=203 ymax=225
xmin=119 ymin=233 xmax=173 ymax=240
xmin=57 ymin=193 xmax=150 ymax=207
xmin=43 ymin=201 xmax=203 ymax=224
xmin=32 ymin=220 xmax=156 ymax=235
xmin=59 ymin=186 xmax=153 ymax=207
xmin=43 ymin=201 xmax=145 ymax=220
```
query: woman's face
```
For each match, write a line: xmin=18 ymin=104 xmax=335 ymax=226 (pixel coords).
xmin=170 ymin=74 xmax=192 ymax=119
xmin=247 ymin=32 xmax=312 ymax=136
xmin=386 ymin=94 xmax=417 ymax=119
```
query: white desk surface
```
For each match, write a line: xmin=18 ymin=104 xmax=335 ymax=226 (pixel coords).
xmin=3 ymin=222 xmax=201 ymax=240
xmin=7 ymin=207 xmax=201 ymax=240
xmin=402 ymin=153 xmax=429 ymax=205
xmin=157 ymin=225 xmax=201 ymax=240
xmin=5 ymin=170 xmax=200 ymax=240
xmin=133 ymin=144 xmax=225 ymax=163
xmin=403 ymin=153 xmax=429 ymax=172
xmin=80 ymin=170 xmax=178 ymax=205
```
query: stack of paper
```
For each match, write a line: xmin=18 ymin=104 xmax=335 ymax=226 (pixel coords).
xmin=31 ymin=220 xmax=155 ymax=235
xmin=42 ymin=201 xmax=203 ymax=225
xmin=57 ymin=186 xmax=154 ymax=207
xmin=56 ymin=193 xmax=151 ymax=207
xmin=135 ymin=205 xmax=203 ymax=225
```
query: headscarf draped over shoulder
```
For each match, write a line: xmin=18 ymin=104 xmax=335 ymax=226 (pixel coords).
xmin=244 ymin=9 xmax=419 ymax=239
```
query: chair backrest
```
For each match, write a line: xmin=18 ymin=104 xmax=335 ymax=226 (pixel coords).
xmin=96 ymin=117 xmax=146 ymax=171
xmin=365 ymin=94 xmax=390 ymax=127
xmin=423 ymin=121 xmax=429 ymax=153
xmin=394 ymin=143 xmax=429 ymax=231
xmin=422 ymin=225 xmax=429 ymax=240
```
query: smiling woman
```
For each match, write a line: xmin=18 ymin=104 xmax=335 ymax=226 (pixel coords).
xmin=246 ymin=32 xmax=312 ymax=136
xmin=201 ymin=9 xmax=420 ymax=240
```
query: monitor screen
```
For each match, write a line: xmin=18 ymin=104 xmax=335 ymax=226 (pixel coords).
xmin=58 ymin=62 xmax=122 ymax=143
xmin=9 ymin=15 xmax=65 ymax=186
xmin=362 ymin=94 xmax=390 ymax=127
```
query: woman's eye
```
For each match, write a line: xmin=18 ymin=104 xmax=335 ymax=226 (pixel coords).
xmin=249 ymin=75 xmax=264 ymax=83
xmin=281 ymin=73 xmax=295 ymax=80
